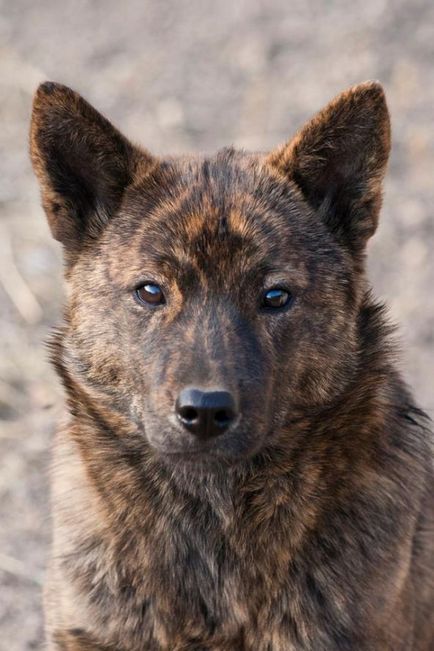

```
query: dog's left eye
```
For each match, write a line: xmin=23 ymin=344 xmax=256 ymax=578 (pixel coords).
xmin=135 ymin=283 xmax=165 ymax=306
xmin=262 ymin=288 xmax=292 ymax=309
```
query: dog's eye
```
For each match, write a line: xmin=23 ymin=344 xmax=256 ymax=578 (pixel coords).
xmin=262 ymin=288 xmax=292 ymax=309
xmin=135 ymin=283 xmax=165 ymax=306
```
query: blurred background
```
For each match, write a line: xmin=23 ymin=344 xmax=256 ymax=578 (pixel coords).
xmin=0 ymin=0 xmax=433 ymax=647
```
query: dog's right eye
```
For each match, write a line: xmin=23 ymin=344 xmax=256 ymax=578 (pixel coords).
xmin=134 ymin=283 xmax=166 ymax=306
xmin=262 ymin=287 xmax=292 ymax=310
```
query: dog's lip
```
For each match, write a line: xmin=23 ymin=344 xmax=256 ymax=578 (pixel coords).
xmin=151 ymin=435 xmax=242 ymax=462
xmin=151 ymin=433 xmax=261 ymax=464
xmin=156 ymin=445 xmax=247 ymax=468
xmin=155 ymin=443 xmax=217 ymax=459
xmin=146 ymin=421 xmax=267 ymax=461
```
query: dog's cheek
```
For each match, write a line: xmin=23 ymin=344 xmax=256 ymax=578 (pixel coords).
xmin=65 ymin=264 xmax=139 ymax=405
xmin=291 ymin=310 xmax=358 ymax=407
xmin=265 ymin=296 xmax=358 ymax=410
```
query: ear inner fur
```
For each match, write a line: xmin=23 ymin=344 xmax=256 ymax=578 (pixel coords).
xmin=266 ymin=81 xmax=391 ymax=253
xmin=30 ymin=81 xmax=156 ymax=255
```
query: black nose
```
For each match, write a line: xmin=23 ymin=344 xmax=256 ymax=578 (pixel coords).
xmin=175 ymin=388 xmax=237 ymax=439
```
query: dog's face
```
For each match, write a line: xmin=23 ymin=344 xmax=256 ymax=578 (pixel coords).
xmin=30 ymin=81 xmax=390 ymax=464
xmin=70 ymin=155 xmax=359 ymax=463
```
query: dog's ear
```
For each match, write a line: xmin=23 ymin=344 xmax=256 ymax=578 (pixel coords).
xmin=267 ymin=81 xmax=391 ymax=252
xmin=30 ymin=82 xmax=155 ymax=253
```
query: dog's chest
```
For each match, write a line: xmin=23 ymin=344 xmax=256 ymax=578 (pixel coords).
xmin=66 ymin=506 xmax=301 ymax=650
xmin=54 ymin=441 xmax=319 ymax=648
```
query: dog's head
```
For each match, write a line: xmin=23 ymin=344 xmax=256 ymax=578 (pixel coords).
xmin=30 ymin=81 xmax=390 ymax=465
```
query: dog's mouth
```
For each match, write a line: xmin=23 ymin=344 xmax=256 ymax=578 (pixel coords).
xmin=145 ymin=423 xmax=266 ymax=467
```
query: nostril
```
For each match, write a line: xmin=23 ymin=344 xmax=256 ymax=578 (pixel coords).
xmin=179 ymin=406 xmax=198 ymax=423
xmin=214 ymin=410 xmax=233 ymax=427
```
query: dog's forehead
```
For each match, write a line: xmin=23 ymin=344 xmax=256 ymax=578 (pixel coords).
xmin=107 ymin=151 xmax=321 ymax=286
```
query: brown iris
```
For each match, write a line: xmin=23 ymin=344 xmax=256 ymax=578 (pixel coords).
xmin=135 ymin=283 xmax=165 ymax=306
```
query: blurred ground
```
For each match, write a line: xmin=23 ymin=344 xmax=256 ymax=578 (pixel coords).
xmin=0 ymin=0 xmax=433 ymax=648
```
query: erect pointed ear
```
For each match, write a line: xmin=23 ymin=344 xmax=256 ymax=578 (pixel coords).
xmin=267 ymin=81 xmax=391 ymax=253
xmin=30 ymin=82 xmax=156 ymax=253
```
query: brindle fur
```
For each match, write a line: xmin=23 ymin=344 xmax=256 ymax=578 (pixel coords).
xmin=30 ymin=81 xmax=434 ymax=650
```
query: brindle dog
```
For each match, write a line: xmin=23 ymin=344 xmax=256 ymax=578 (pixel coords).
xmin=30 ymin=81 xmax=433 ymax=650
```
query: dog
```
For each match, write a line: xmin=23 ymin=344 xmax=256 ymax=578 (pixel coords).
xmin=30 ymin=80 xmax=434 ymax=650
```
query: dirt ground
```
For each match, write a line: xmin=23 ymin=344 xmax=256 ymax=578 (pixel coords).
xmin=0 ymin=0 xmax=433 ymax=648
